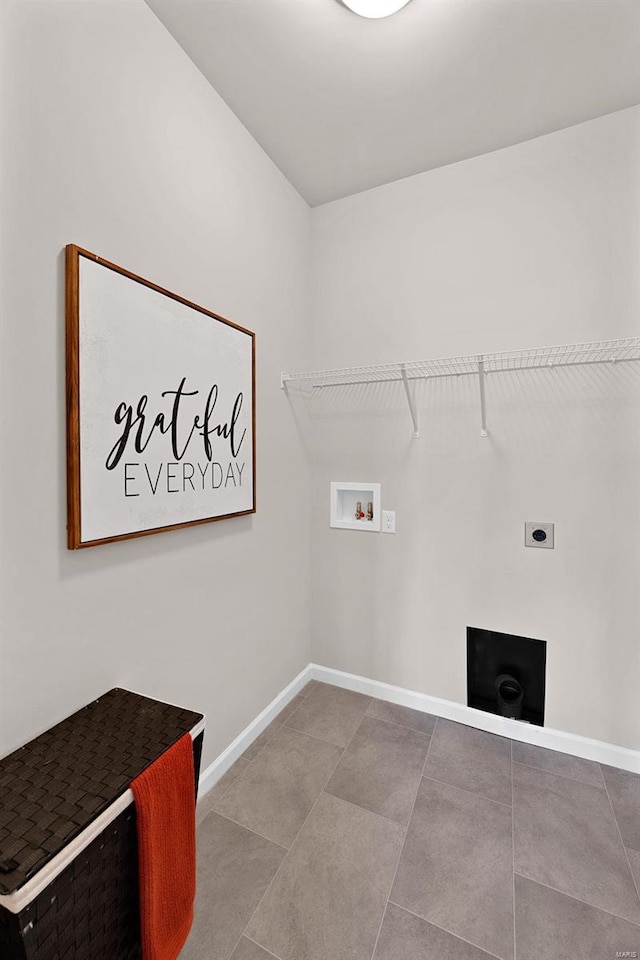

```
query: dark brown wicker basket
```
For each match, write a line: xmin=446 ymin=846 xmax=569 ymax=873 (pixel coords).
xmin=0 ymin=688 xmax=204 ymax=960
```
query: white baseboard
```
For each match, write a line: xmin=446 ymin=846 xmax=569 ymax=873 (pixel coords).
xmin=309 ymin=663 xmax=640 ymax=775
xmin=198 ymin=664 xmax=313 ymax=798
xmin=197 ymin=661 xmax=639 ymax=798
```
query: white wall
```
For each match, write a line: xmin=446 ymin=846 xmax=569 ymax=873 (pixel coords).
xmin=0 ymin=0 xmax=311 ymax=768
xmin=0 ymin=2 xmax=637 ymax=764
xmin=309 ymin=107 xmax=640 ymax=750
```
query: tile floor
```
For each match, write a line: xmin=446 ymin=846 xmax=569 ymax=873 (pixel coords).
xmin=182 ymin=681 xmax=640 ymax=960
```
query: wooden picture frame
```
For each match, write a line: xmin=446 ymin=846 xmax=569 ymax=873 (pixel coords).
xmin=66 ymin=245 xmax=256 ymax=549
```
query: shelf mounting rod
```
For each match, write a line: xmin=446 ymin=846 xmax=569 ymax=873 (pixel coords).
xmin=478 ymin=356 xmax=488 ymax=438
xmin=400 ymin=364 xmax=420 ymax=439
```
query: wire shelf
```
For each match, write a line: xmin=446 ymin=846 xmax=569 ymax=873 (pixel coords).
xmin=281 ymin=337 xmax=640 ymax=439
xmin=282 ymin=337 xmax=640 ymax=389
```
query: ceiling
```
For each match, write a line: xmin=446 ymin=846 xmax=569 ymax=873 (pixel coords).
xmin=146 ymin=0 xmax=640 ymax=206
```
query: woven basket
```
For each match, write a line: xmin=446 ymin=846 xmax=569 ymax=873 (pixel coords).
xmin=0 ymin=689 xmax=204 ymax=960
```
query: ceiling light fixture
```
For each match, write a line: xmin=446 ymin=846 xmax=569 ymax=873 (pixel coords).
xmin=340 ymin=0 xmax=412 ymax=19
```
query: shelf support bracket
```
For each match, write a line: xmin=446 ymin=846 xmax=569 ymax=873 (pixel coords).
xmin=478 ymin=356 xmax=488 ymax=438
xmin=400 ymin=364 xmax=420 ymax=439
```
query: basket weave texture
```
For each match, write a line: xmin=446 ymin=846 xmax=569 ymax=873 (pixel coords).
xmin=0 ymin=688 xmax=203 ymax=897
xmin=0 ymin=805 xmax=142 ymax=960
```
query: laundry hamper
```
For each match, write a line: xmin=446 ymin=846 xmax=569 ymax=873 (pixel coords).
xmin=0 ymin=688 xmax=204 ymax=960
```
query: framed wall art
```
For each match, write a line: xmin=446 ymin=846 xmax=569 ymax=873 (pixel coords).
xmin=65 ymin=245 xmax=255 ymax=549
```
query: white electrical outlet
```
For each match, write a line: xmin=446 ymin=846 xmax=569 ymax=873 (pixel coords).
xmin=525 ymin=521 xmax=554 ymax=549
xmin=382 ymin=510 xmax=396 ymax=534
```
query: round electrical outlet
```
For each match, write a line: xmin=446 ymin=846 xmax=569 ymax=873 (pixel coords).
xmin=525 ymin=521 xmax=554 ymax=548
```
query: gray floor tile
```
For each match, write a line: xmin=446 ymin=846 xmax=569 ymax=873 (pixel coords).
xmin=180 ymin=812 xmax=285 ymax=960
xmin=601 ymin=762 xmax=640 ymax=852
xmin=325 ymin=715 xmax=430 ymax=824
xmin=230 ymin=939 xmax=281 ymax=960
xmin=242 ymin=727 xmax=276 ymax=762
xmin=366 ymin=698 xmax=437 ymax=736
xmin=241 ymin=697 xmax=308 ymax=763
xmin=627 ymin=847 xmax=640 ymax=892
xmin=512 ymin=741 xmax=604 ymax=788
xmin=285 ymin=682 xmax=372 ymax=747
xmin=275 ymin=695 xmax=306 ymax=724
xmin=373 ymin=902 xmax=499 ymax=960
xmin=391 ymin=777 xmax=514 ymax=960
xmin=213 ymin=726 xmax=342 ymax=847
xmin=246 ymin=792 xmax=404 ymax=960
xmin=197 ymin=758 xmax=252 ymax=823
xmin=513 ymin=761 xmax=640 ymax=924
xmin=515 ymin=874 xmax=640 ymax=960
xmin=241 ymin=715 xmax=285 ymax=764
xmin=188 ymin=687 xmax=640 ymax=960
xmin=423 ymin=718 xmax=512 ymax=805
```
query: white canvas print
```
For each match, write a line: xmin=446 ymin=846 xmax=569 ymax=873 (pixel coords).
xmin=66 ymin=246 xmax=255 ymax=548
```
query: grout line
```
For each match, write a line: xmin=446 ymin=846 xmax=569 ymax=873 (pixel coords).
xmin=204 ymin=808 xmax=290 ymax=852
xmin=366 ymin=715 xmax=436 ymax=739
xmin=594 ymin=759 xmax=607 ymax=788
xmin=208 ymin=722 xmax=360 ymax=853
xmin=265 ymin=722 xmax=347 ymax=753
xmin=281 ymin=720 xmax=347 ymax=749
xmin=599 ymin=765 xmax=640 ymax=908
xmin=511 ymin=740 xmax=517 ymax=960
xmin=243 ymin=935 xmax=284 ymax=959
xmin=212 ymin=743 xmax=277 ymax=807
xmin=276 ymin=694 xmax=308 ymax=724
xmin=196 ymin=769 xmax=246 ymax=825
xmin=626 ymin=846 xmax=640 ymax=905
xmin=240 ymin=734 xmax=274 ymax=765
xmin=197 ymin=755 xmax=255 ymax=824
xmin=513 ymin=871 xmax=640 ymax=929
xmin=424 ymin=718 xmax=438 ymax=771
xmin=421 ymin=716 xmax=438 ymax=778
xmin=236 ymin=711 xmax=293 ymax=770
xmin=310 ymin=666 xmax=640 ymax=775
xmin=199 ymin=698 xmax=352 ymax=865
xmin=322 ymin=789 xmax=410 ymax=833
xmin=215 ymin=735 xmax=396 ymax=848
xmin=369 ymin=720 xmax=439 ymax=960
xmin=212 ymin=695 xmax=316 ymax=809
xmin=202 ymin=687 xmax=639 ymax=959
xmin=365 ymin=706 xmax=438 ymax=738
xmin=420 ymin=773 xmax=513 ymax=809
xmin=386 ymin=901 xmax=508 ymax=960
xmin=512 ymin=758 xmax=606 ymax=791
xmin=230 ymin=709 xmax=372 ymax=956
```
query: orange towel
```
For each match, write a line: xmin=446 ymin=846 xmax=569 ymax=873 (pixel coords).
xmin=131 ymin=733 xmax=196 ymax=960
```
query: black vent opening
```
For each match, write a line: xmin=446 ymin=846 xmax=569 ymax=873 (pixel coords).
xmin=467 ymin=627 xmax=546 ymax=726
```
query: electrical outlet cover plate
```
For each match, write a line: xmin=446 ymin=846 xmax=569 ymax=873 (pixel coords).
xmin=525 ymin=521 xmax=554 ymax=549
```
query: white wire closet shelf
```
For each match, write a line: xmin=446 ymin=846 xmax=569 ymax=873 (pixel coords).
xmin=281 ymin=337 xmax=640 ymax=439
